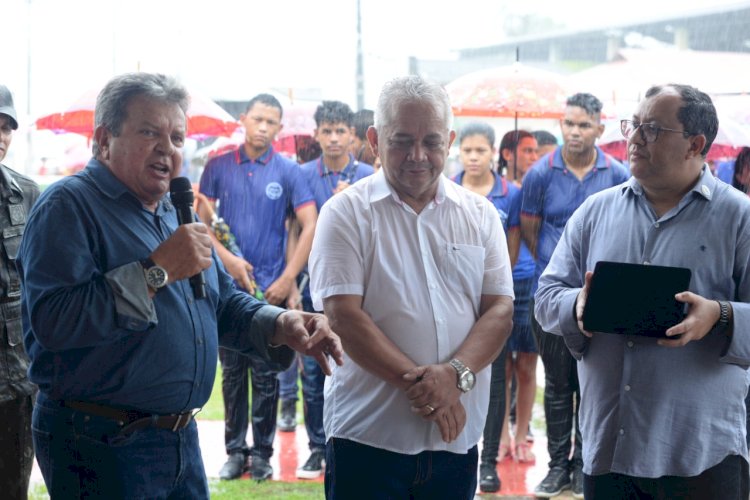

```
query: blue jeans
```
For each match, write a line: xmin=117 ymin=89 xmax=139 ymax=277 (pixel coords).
xmin=219 ymin=347 xmax=279 ymax=459
xmin=32 ymin=392 xmax=208 ymax=499
xmin=278 ymin=358 xmax=299 ymax=401
xmin=325 ymin=438 xmax=478 ymax=499
xmin=277 ymin=296 xmax=326 ymax=450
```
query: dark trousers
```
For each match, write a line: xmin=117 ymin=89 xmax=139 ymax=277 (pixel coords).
xmin=480 ymin=344 xmax=508 ymax=465
xmin=277 ymin=296 xmax=326 ymax=450
xmin=583 ymin=454 xmax=749 ymax=500
xmin=531 ymin=297 xmax=582 ymax=471
xmin=325 ymin=438 xmax=478 ymax=500
xmin=220 ymin=347 xmax=279 ymax=460
xmin=0 ymin=394 xmax=34 ymax=500
xmin=33 ymin=392 xmax=208 ymax=499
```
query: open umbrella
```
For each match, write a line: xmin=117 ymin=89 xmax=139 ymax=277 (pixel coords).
xmin=446 ymin=62 xmax=568 ymax=120
xmin=598 ymin=116 xmax=750 ymax=161
xmin=35 ymin=87 xmax=239 ymax=139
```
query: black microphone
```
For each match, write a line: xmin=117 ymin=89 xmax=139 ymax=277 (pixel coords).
xmin=170 ymin=177 xmax=207 ymax=300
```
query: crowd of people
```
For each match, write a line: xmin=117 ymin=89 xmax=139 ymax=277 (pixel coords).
xmin=1 ymin=71 xmax=749 ymax=500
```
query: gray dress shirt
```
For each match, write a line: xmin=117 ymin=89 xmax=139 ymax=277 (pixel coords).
xmin=536 ymin=166 xmax=750 ymax=478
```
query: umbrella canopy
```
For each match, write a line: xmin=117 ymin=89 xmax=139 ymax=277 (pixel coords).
xmin=446 ymin=63 xmax=569 ymax=119
xmin=35 ymin=87 xmax=239 ymax=140
xmin=598 ymin=116 xmax=750 ymax=161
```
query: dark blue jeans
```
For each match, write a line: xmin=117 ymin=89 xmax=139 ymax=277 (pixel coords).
xmin=583 ymin=454 xmax=749 ymax=500
xmin=277 ymin=296 xmax=326 ymax=450
xmin=220 ymin=347 xmax=279 ymax=460
xmin=32 ymin=392 xmax=208 ymax=499
xmin=325 ymin=438 xmax=478 ymax=499
xmin=531 ymin=297 xmax=583 ymax=471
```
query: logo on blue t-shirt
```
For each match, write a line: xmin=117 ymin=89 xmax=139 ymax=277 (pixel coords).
xmin=265 ymin=182 xmax=283 ymax=200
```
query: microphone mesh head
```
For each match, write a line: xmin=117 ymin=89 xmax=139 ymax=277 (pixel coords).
xmin=170 ymin=177 xmax=194 ymax=205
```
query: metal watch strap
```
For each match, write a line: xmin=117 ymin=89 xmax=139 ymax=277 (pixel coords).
xmin=716 ymin=300 xmax=730 ymax=328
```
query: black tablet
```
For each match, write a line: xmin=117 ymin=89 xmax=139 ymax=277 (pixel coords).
xmin=581 ymin=261 xmax=692 ymax=338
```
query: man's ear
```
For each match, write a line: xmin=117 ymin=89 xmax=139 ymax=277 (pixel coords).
xmin=688 ymin=134 xmax=707 ymax=159
xmin=595 ymin=122 xmax=605 ymax=139
xmin=366 ymin=126 xmax=379 ymax=157
xmin=93 ymin=125 xmax=111 ymax=161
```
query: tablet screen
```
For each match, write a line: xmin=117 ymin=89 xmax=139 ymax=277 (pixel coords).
xmin=581 ymin=261 xmax=692 ymax=338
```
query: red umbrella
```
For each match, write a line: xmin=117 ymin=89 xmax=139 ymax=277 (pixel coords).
xmin=35 ymin=87 xmax=239 ymax=139
xmin=598 ymin=116 xmax=750 ymax=162
xmin=446 ymin=63 xmax=569 ymax=119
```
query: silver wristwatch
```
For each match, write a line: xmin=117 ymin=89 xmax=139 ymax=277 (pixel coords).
xmin=141 ymin=258 xmax=168 ymax=292
xmin=449 ymin=358 xmax=476 ymax=393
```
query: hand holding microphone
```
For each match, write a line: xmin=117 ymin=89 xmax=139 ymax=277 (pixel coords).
xmin=147 ymin=178 xmax=212 ymax=298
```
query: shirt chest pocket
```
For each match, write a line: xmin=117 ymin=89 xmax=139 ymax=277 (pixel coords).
xmin=439 ymin=243 xmax=486 ymax=295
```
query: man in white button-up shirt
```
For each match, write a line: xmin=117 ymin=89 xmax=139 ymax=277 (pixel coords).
xmin=309 ymin=75 xmax=515 ymax=499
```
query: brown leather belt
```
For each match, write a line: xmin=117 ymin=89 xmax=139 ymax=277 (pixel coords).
xmin=63 ymin=400 xmax=197 ymax=434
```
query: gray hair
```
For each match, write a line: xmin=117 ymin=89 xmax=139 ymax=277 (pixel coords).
xmin=374 ymin=75 xmax=453 ymax=131
xmin=93 ymin=72 xmax=189 ymax=155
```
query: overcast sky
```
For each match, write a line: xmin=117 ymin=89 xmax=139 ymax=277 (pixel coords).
xmin=5 ymin=0 xmax=744 ymax=121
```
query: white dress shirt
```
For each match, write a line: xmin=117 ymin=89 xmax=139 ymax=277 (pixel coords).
xmin=310 ymin=170 xmax=514 ymax=454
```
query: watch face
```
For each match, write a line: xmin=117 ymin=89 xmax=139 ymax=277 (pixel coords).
xmin=459 ymin=371 xmax=476 ymax=392
xmin=146 ymin=266 xmax=168 ymax=288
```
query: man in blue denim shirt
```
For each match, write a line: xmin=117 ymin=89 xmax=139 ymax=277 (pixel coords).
xmin=536 ymin=84 xmax=750 ymax=499
xmin=18 ymin=73 xmax=342 ymax=499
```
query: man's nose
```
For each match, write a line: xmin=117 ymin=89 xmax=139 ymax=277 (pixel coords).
xmin=408 ymin=143 xmax=427 ymax=162
xmin=156 ymin=134 xmax=176 ymax=155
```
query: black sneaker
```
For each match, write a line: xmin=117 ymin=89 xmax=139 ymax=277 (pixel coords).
xmin=571 ymin=467 xmax=584 ymax=499
xmin=296 ymin=449 xmax=326 ymax=479
xmin=218 ymin=452 xmax=248 ymax=480
xmin=478 ymin=462 xmax=501 ymax=493
xmin=278 ymin=399 xmax=296 ymax=432
xmin=249 ymin=455 xmax=273 ymax=481
xmin=533 ymin=466 xmax=571 ymax=498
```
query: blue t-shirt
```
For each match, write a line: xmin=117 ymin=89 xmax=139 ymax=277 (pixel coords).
xmin=200 ymin=146 xmax=315 ymax=291
xmin=522 ymin=146 xmax=630 ymax=289
xmin=299 ymin=154 xmax=374 ymax=211
xmin=298 ymin=155 xmax=374 ymax=300
xmin=716 ymin=160 xmax=735 ymax=185
xmin=451 ymin=171 xmax=535 ymax=280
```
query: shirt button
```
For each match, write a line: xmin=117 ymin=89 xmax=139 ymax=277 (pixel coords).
xmin=619 ymin=428 xmax=625 ymax=435
xmin=429 ymin=283 xmax=436 ymax=289
xmin=654 ymin=222 xmax=660 ymax=228
xmin=643 ymin=261 xmax=651 ymax=265
xmin=624 ymin=385 xmax=631 ymax=391
xmin=627 ymin=341 xmax=634 ymax=348
xmin=197 ymin=338 xmax=203 ymax=345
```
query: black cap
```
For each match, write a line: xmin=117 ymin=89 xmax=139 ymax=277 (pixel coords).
xmin=0 ymin=85 xmax=18 ymax=130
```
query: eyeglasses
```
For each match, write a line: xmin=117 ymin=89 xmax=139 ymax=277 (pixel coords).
xmin=620 ymin=119 xmax=689 ymax=143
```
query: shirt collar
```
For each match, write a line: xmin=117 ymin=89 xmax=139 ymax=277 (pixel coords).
xmin=369 ymin=170 xmax=460 ymax=207
xmin=550 ymin=145 xmax=611 ymax=170
xmin=622 ymin=163 xmax=716 ymax=201
xmin=83 ymin=158 xmax=173 ymax=215
xmin=317 ymin=154 xmax=358 ymax=177
xmin=0 ymin=164 xmax=22 ymax=197
xmin=235 ymin=145 xmax=275 ymax=165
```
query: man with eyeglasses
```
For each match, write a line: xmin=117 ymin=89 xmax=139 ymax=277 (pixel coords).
xmin=521 ymin=93 xmax=629 ymax=499
xmin=535 ymin=84 xmax=750 ymax=499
